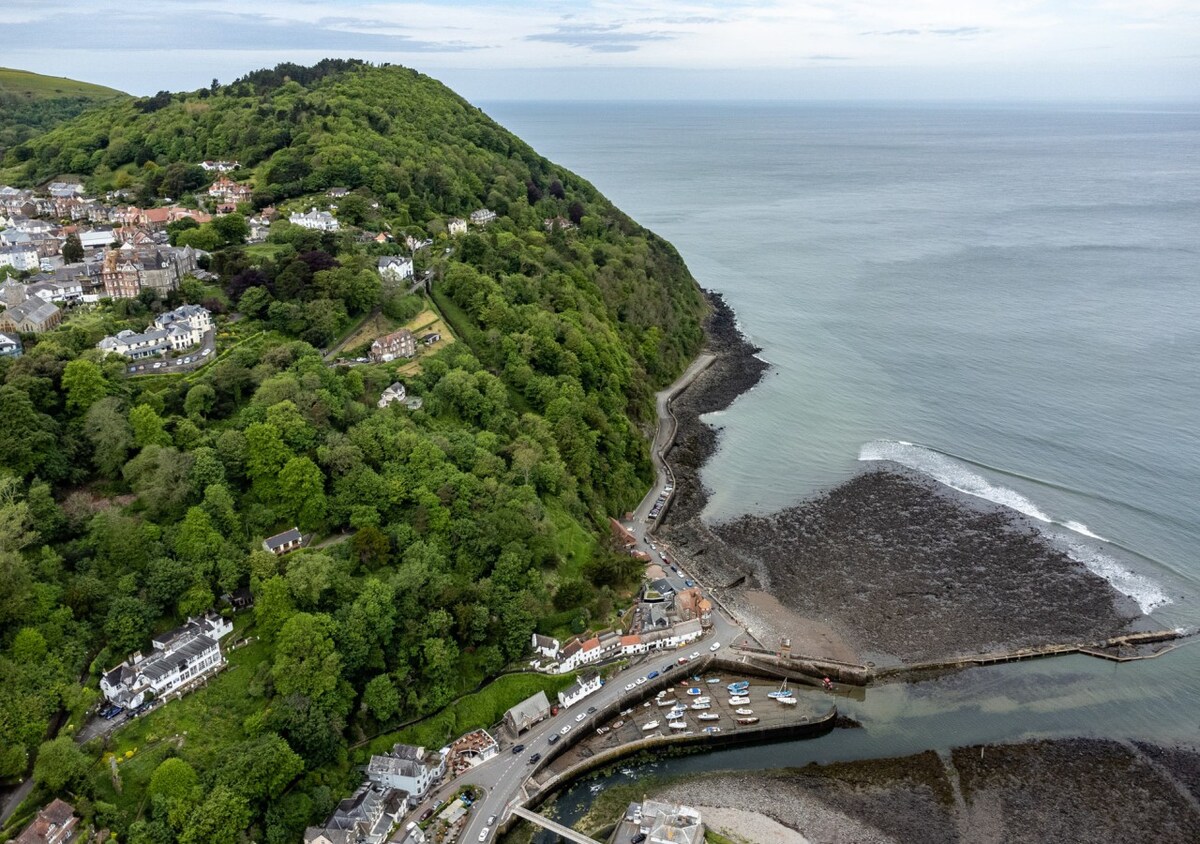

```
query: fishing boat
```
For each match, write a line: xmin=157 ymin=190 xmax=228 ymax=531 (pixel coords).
xmin=727 ymin=681 xmax=749 ymax=692
xmin=642 ymin=720 xmax=659 ymax=731
xmin=735 ymin=716 xmax=760 ymax=725
xmin=703 ymin=726 xmax=721 ymax=734
xmin=668 ymin=720 xmax=688 ymax=730
xmin=668 ymin=706 xmax=687 ymax=720
xmin=686 ymin=687 xmax=702 ymax=696
xmin=694 ymin=696 xmax=711 ymax=704
xmin=690 ymin=702 xmax=711 ymax=710
xmin=698 ymin=713 xmax=720 ymax=721
xmin=768 ymin=679 xmax=794 ymax=700
xmin=776 ymin=695 xmax=798 ymax=706
xmin=729 ymin=696 xmax=750 ymax=705
xmin=735 ymin=708 xmax=753 ymax=716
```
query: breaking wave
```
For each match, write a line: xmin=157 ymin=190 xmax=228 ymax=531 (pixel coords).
xmin=858 ymin=439 xmax=1171 ymax=613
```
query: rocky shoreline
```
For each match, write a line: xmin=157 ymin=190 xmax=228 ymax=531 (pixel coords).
xmin=660 ymin=298 xmax=1140 ymax=666
xmin=648 ymin=738 xmax=1200 ymax=844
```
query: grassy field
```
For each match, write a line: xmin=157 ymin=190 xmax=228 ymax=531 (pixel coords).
xmin=87 ymin=616 xmax=269 ymax=818
xmin=0 ymin=67 xmax=125 ymax=100
xmin=356 ymin=672 xmax=576 ymax=761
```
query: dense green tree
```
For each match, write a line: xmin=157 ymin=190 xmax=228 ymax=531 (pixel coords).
xmin=130 ymin=404 xmax=172 ymax=447
xmin=272 ymin=612 xmax=343 ymax=708
xmin=361 ymin=673 xmax=398 ymax=721
xmin=62 ymin=232 xmax=84 ymax=263
xmin=84 ymin=397 xmax=134 ymax=479
xmin=278 ymin=456 xmax=326 ymax=530
xmin=33 ymin=736 xmax=88 ymax=792
xmin=62 ymin=359 xmax=108 ymax=413
xmin=179 ymin=785 xmax=251 ymax=844
xmin=149 ymin=757 xmax=200 ymax=830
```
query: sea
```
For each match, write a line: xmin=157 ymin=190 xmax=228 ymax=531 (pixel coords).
xmin=483 ymin=101 xmax=1200 ymax=804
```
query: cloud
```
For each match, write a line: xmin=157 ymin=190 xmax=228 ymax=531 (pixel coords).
xmin=867 ymin=27 xmax=989 ymax=38
xmin=525 ymin=23 xmax=678 ymax=52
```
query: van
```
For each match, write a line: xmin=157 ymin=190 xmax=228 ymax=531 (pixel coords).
xmin=548 ymin=733 xmax=561 ymax=745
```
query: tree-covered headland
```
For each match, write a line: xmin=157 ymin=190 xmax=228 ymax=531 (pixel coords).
xmin=0 ymin=60 xmax=706 ymax=842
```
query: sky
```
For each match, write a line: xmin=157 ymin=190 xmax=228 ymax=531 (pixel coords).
xmin=3 ymin=0 xmax=1199 ymax=101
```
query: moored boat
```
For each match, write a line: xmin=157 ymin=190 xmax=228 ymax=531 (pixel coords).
xmin=729 ymin=696 xmax=750 ymax=705
xmin=776 ymin=695 xmax=798 ymax=706
xmin=703 ymin=726 xmax=721 ymax=734
xmin=690 ymin=702 xmax=711 ymax=710
xmin=735 ymin=708 xmax=753 ymax=715
xmin=686 ymin=687 xmax=702 ymax=696
xmin=668 ymin=720 xmax=688 ymax=730
xmin=694 ymin=696 xmax=711 ymax=704
xmin=698 ymin=713 xmax=720 ymax=721
xmin=642 ymin=720 xmax=659 ymax=731
xmin=735 ymin=716 xmax=760 ymax=725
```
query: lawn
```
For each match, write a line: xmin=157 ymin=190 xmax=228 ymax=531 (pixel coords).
xmin=356 ymin=672 xmax=576 ymax=761
xmin=0 ymin=67 xmax=125 ymax=100
xmin=89 ymin=617 xmax=271 ymax=817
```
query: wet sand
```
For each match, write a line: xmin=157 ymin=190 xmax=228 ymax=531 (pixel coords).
xmin=652 ymin=739 xmax=1200 ymax=844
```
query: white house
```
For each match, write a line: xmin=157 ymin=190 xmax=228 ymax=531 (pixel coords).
xmin=469 ymin=209 xmax=496 ymax=226
xmin=531 ymin=633 xmax=560 ymax=659
xmin=289 ymin=207 xmax=340 ymax=231
xmin=306 ymin=784 xmax=406 ymax=844
xmin=366 ymin=744 xmax=446 ymax=805
xmin=97 ymin=304 xmax=211 ymax=359
xmin=376 ymin=255 xmax=414 ymax=282
xmin=378 ymin=382 xmax=407 ymax=409
xmin=79 ymin=228 xmax=117 ymax=249
xmin=557 ymin=671 xmax=602 ymax=709
xmin=100 ymin=614 xmax=233 ymax=709
xmin=263 ymin=527 xmax=304 ymax=555
xmin=446 ymin=218 xmax=467 ymax=237
xmin=0 ymin=246 xmax=40 ymax=271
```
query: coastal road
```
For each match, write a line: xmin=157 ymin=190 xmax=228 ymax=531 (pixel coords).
xmin=632 ymin=352 xmax=716 ymax=526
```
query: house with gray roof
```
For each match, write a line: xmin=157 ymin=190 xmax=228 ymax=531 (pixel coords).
xmin=503 ymin=691 xmax=551 ymax=736
xmin=263 ymin=527 xmax=304 ymax=555
xmin=366 ymin=743 xmax=446 ymax=804
xmin=99 ymin=613 xmax=232 ymax=709
xmin=307 ymin=784 xmax=405 ymax=844
xmin=0 ymin=297 xmax=61 ymax=334
xmin=0 ymin=331 xmax=22 ymax=358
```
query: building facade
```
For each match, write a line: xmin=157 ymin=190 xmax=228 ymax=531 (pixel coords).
xmin=369 ymin=329 xmax=416 ymax=363
xmin=100 ymin=614 xmax=233 ymax=709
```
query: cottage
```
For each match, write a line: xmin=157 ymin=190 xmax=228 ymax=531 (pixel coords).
xmin=0 ymin=297 xmax=61 ymax=334
xmin=503 ymin=691 xmax=551 ymax=736
xmin=100 ymin=614 xmax=232 ymax=709
xmin=469 ymin=208 xmax=497 ymax=226
xmin=531 ymin=633 xmax=560 ymax=659
xmin=446 ymin=217 xmax=467 ymax=236
xmin=289 ymin=207 xmax=340 ymax=231
xmin=376 ymin=255 xmax=414 ymax=282
xmin=620 ymin=634 xmax=646 ymax=655
xmin=12 ymin=798 xmax=79 ymax=844
xmin=263 ymin=527 xmax=304 ymax=555
xmin=0 ymin=331 xmax=22 ymax=358
xmin=366 ymin=743 xmax=446 ymax=803
xmin=199 ymin=160 xmax=240 ymax=172
xmin=557 ymin=671 xmax=602 ymax=709
xmin=369 ymin=329 xmax=416 ymax=363
xmin=327 ymin=187 xmax=350 ymax=198
xmin=377 ymin=382 xmax=407 ymax=409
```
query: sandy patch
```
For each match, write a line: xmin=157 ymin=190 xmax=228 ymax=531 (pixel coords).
xmin=737 ymin=590 xmax=861 ymax=664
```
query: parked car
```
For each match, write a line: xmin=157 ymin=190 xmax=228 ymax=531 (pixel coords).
xmin=575 ymin=713 xmax=585 ymax=722
xmin=548 ymin=734 xmax=561 ymax=745
xmin=529 ymin=752 xmax=541 ymax=764
xmin=689 ymin=651 xmax=701 ymax=659
xmin=152 ymin=362 xmax=163 ymax=369
xmin=635 ymin=676 xmax=646 ymax=685
xmin=587 ymin=706 xmax=597 ymax=714
xmin=420 ymin=809 xmax=434 ymax=821
xmin=512 ymin=744 xmax=525 ymax=754
xmin=201 ymin=348 xmax=212 ymax=356
xmin=478 ymin=827 xmax=489 ymax=841
xmin=685 ymin=579 xmax=695 ymax=588
xmin=560 ymin=724 xmax=571 ymax=735
xmin=487 ymin=815 xmax=496 ymax=826
xmin=647 ymin=670 xmax=659 ymax=680
xmin=625 ymin=683 xmax=636 ymax=691
xmin=710 ymin=642 xmax=721 ymax=651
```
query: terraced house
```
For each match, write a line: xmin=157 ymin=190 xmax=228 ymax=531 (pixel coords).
xmin=99 ymin=614 xmax=232 ymax=709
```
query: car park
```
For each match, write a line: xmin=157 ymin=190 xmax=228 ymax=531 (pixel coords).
xmin=512 ymin=744 xmax=524 ymax=754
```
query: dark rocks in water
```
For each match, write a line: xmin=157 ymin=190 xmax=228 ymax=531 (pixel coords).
xmin=653 ymin=739 xmax=1200 ymax=844
xmin=711 ymin=469 xmax=1136 ymax=663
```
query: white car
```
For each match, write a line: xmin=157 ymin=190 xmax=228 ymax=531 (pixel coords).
xmin=710 ymin=642 xmax=721 ymax=652
xmin=689 ymin=651 xmax=700 ymax=659
xmin=635 ymin=676 xmax=646 ymax=685
xmin=478 ymin=828 xmax=489 ymax=842
xmin=625 ymin=683 xmax=636 ymax=691
xmin=153 ymin=362 xmax=163 ymax=369
xmin=560 ymin=724 xmax=571 ymax=735
xmin=201 ymin=348 xmax=212 ymax=356
xmin=575 ymin=712 xmax=585 ymax=722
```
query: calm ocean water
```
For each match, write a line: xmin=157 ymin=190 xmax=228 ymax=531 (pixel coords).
xmin=485 ymin=102 xmax=1200 ymax=761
